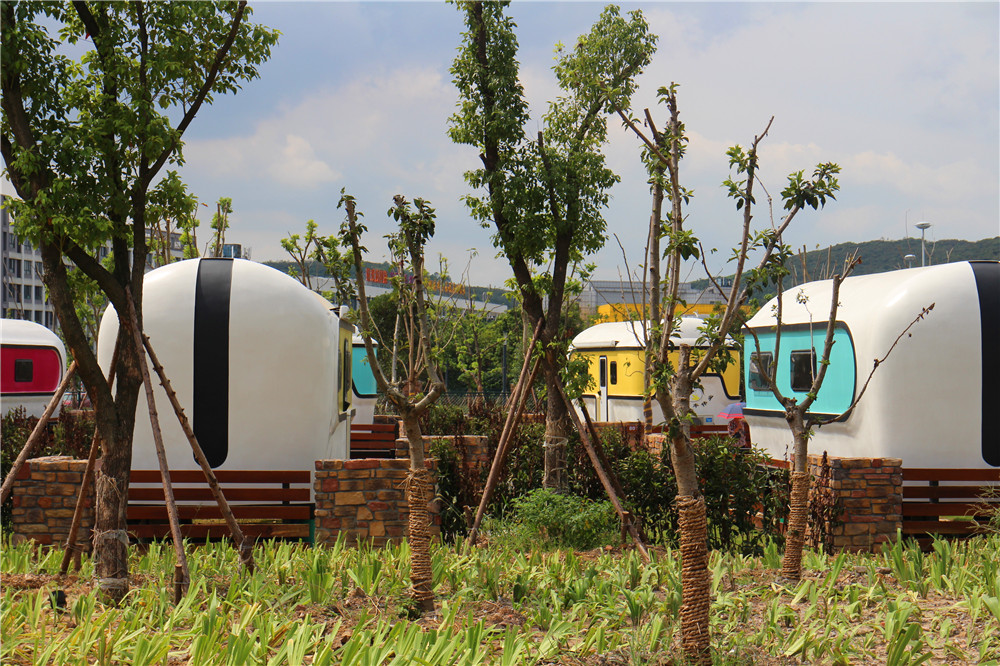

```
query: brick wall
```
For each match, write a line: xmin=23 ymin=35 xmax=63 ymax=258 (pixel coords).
xmin=806 ymin=454 xmax=903 ymax=553
xmin=313 ymin=458 xmax=441 ymax=548
xmin=10 ymin=456 xmax=94 ymax=547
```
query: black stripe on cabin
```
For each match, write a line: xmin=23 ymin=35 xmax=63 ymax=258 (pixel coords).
xmin=193 ymin=259 xmax=233 ymax=468
xmin=971 ymin=261 xmax=999 ymax=466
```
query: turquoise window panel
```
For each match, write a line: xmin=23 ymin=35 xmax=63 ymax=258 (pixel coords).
xmin=744 ymin=324 xmax=856 ymax=415
xmin=352 ymin=347 xmax=378 ymax=398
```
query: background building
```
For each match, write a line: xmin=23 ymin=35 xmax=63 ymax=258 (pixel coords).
xmin=581 ymin=278 xmax=731 ymax=321
xmin=2 ymin=199 xmax=55 ymax=327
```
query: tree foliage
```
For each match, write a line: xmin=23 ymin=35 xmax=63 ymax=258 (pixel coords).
xmin=1 ymin=0 xmax=277 ymax=603
xmin=449 ymin=1 xmax=656 ymax=487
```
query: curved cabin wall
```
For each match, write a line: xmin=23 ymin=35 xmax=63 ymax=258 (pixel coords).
xmin=571 ymin=317 xmax=741 ymax=424
xmin=745 ymin=261 xmax=998 ymax=469
xmin=98 ymin=259 xmax=351 ymax=478
xmin=0 ymin=319 xmax=66 ymax=418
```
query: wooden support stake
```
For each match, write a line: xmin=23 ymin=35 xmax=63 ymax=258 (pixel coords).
xmin=60 ymin=344 xmax=120 ymax=575
xmin=468 ymin=321 xmax=543 ymax=546
xmin=128 ymin=292 xmax=255 ymax=573
xmin=547 ymin=350 xmax=651 ymax=563
xmin=173 ymin=564 xmax=184 ymax=605
xmin=125 ymin=294 xmax=191 ymax=595
xmin=468 ymin=356 xmax=541 ymax=545
xmin=0 ymin=361 xmax=78 ymax=506
xmin=579 ymin=399 xmax=629 ymax=508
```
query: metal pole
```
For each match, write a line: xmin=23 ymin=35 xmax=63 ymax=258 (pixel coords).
xmin=916 ymin=222 xmax=931 ymax=267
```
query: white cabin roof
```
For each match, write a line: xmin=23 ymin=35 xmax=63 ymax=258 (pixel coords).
xmin=1 ymin=319 xmax=65 ymax=353
xmin=571 ymin=316 xmax=716 ymax=350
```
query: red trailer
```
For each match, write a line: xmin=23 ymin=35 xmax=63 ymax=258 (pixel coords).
xmin=1 ymin=319 xmax=66 ymax=418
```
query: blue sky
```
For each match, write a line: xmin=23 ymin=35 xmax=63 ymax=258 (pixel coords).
xmin=14 ymin=2 xmax=1000 ymax=288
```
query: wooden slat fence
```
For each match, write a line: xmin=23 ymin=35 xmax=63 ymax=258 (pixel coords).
xmin=350 ymin=422 xmax=399 ymax=458
xmin=127 ymin=469 xmax=313 ymax=540
xmin=902 ymin=468 xmax=1000 ymax=538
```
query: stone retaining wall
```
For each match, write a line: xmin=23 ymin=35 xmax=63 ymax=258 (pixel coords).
xmin=313 ymin=458 xmax=440 ymax=548
xmin=9 ymin=456 xmax=94 ymax=548
xmin=806 ymin=453 xmax=902 ymax=553
xmin=8 ymin=449 xmax=904 ymax=554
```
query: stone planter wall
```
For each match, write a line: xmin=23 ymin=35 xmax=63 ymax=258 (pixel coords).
xmin=806 ymin=454 xmax=903 ymax=553
xmin=313 ymin=458 xmax=440 ymax=548
xmin=9 ymin=456 xmax=94 ymax=548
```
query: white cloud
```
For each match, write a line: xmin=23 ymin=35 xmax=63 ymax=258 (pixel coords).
xmin=269 ymin=135 xmax=340 ymax=188
xmin=174 ymin=3 xmax=996 ymax=285
xmin=844 ymin=152 xmax=989 ymax=204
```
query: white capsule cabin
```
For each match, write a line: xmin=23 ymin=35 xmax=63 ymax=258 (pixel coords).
xmin=570 ymin=316 xmax=742 ymax=424
xmin=307 ymin=291 xmax=378 ymax=427
xmin=744 ymin=261 xmax=999 ymax=469
xmin=97 ymin=258 xmax=353 ymax=475
xmin=1 ymin=319 xmax=67 ymax=418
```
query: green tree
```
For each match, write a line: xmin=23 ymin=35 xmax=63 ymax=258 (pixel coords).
xmin=147 ymin=171 xmax=199 ymax=268
xmin=1 ymin=1 xmax=277 ymax=603
xmin=281 ymin=219 xmax=321 ymax=290
xmin=339 ymin=191 xmax=445 ymax=613
xmin=612 ymin=84 xmax=840 ymax=662
xmin=207 ymin=196 xmax=233 ymax=258
xmin=449 ymin=1 xmax=656 ymax=489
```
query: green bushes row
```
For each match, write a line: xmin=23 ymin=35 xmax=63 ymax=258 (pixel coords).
xmin=420 ymin=401 xmax=789 ymax=554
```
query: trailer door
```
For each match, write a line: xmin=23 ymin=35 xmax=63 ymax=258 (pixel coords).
xmin=599 ymin=355 xmax=608 ymax=421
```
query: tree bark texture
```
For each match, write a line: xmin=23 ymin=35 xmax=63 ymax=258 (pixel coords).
xmin=92 ymin=417 xmax=134 ymax=604
xmin=542 ymin=383 xmax=570 ymax=491
xmin=654 ymin=345 xmax=711 ymax=663
xmin=781 ymin=417 xmax=811 ymax=581
xmin=401 ymin=413 xmax=435 ymax=612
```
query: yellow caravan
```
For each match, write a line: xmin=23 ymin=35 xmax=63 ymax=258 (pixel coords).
xmin=571 ymin=316 xmax=742 ymax=424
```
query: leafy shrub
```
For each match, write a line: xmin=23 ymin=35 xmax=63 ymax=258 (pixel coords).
xmin=427 ymin=438 xmax=471 ymax=542
xmin=511 ymin=488 xmax=617 ymax=550
xmin=395 ymin=397 xmax=789 ymax=554
xmin=420 ymin=403 xmax=468 ymax=437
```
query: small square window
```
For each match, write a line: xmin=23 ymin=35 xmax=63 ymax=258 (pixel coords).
xmin=790 ymin=350 xmax=817 ymax=393
xmin=749 ymin=352 xmax=773 ymax=391
xmin=14 ymin=359 xmax=33 ymax=383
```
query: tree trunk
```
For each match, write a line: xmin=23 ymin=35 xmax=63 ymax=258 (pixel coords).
xmin=781 ymin=412 xmax=811 ymax=581
xmin=91 ymin=414 xmax=135 ymax=604
xmin=39 ymin=242 xmax=145 ymax=605
xmin=658 ymin=346 xmax=711 ymax=664
xmin=542 ymin=372 xmax=570 ymax=491
xmin=400 ymin=412 xmax=435 ymax=612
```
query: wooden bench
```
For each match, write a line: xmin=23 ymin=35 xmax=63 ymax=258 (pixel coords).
xmin=127 ymin=469 xmax=313 ymax=541
xmin=902 ymin=468 xmax=1000 ymax=538
xmin=350 ymin=422 xmax=399 ymax=459
xmin=646 ymin=423 xmax=731 ymax=439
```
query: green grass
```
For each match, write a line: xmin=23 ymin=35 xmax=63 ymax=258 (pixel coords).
xmin=2 ymin=532 xmax=998 ymax=665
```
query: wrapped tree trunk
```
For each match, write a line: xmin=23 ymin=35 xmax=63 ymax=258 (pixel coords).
xmin=401 ymin=414 xmax=435 ymax=612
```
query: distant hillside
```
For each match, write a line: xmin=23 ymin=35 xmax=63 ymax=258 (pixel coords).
xmin=691 ymin=237 xmax=998 ymax=290
xmin=782 ymin=237 xmax=998 ymax=283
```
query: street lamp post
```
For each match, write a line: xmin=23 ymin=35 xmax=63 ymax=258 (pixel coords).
xmin=915 ymin=222 xmax=932 ymax=267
